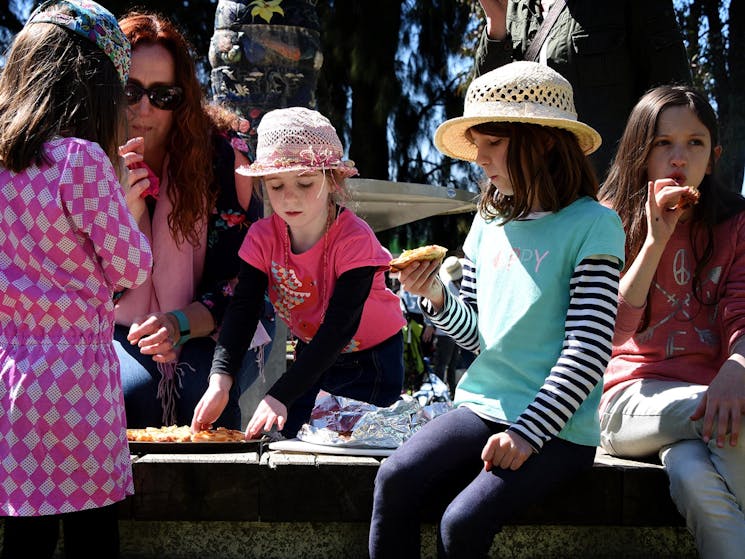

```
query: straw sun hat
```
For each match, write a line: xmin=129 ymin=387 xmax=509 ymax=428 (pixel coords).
xmin=237 ymin=107 xmax=358 ymax=178
xmin=434 ymin=61 xmax=601 ymax=161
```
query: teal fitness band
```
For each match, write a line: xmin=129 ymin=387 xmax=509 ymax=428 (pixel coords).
xmin=170 ymin=309 xmax=191 ymax=347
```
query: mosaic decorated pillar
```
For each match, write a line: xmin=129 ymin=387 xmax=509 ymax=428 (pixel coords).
xmin=209 ymin=0 xmax=322 ymax=159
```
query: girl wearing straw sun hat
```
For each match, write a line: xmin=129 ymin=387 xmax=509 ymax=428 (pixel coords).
xmin=370 ymin=61 xmax=626 ymax=558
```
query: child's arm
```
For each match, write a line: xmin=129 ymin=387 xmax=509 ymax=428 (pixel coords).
xmin=245 ymin=266 xmax=377 ymax=438
xmin=191 ymin=261 xmax=267 ymax=431
xmin=690 ymin=335 xmax=745 ymax=448
xmin=62 ymin=142 xmax=152 ymax=291
xmin=619 ymin=180 xmax=690 ymax=307
xmin=264 ymin=266 xmax=376 ymax=407
xmin=420 ymin=258 xmax=480 ymax=354
xmin=506 ymin=255 xmax=621 ymax=453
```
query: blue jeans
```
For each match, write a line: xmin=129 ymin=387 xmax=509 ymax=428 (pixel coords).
xmin=369 ymin=407 xmax=596 ymax=559
xmin=282 ymin=331 xmax=404 ymax=437
xmin=117 ymin=311 xmax=275 ymax=429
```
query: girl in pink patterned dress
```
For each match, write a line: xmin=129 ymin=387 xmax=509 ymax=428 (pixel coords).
xmin=0 ymin=2 xmax=152 ymax=558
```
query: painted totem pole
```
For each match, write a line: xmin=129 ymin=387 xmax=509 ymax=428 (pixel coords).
xmin=209 ymin=0 xmax=322 ymax=159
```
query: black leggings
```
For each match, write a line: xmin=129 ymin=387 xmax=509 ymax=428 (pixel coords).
xmin=369 ymin=407 xmax=596 ymax=559
xmin=2 ymin=503 xmax=120 ymax=559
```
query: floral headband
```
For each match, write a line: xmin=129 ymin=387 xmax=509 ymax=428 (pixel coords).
xmin=27 ymin=0 xmax=130 ymax=86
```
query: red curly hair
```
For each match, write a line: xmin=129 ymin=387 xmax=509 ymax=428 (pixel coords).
xmin=119 ymin=12 xmax=216 ymax=247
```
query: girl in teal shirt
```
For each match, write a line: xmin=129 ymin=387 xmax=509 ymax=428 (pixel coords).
xmin=370 ymin=61 xmax=625 ymax=558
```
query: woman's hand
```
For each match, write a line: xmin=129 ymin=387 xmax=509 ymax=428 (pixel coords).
xmin=246 ymin=395 xmax=288 ymax=439
xmin=397 ymin=260 xmax=445 ymax=312
xmin=691 ymin=354 xmax=745 ymax=448
xmin=481 ymin=431 xmax=533 ymax=471
xmin=127 ymin=312 xmax=180 ymax=363
xmin=118 ymin=136 xmax=150 ymax=216
xmin=191 ymin=373 xmax=233 ymax=432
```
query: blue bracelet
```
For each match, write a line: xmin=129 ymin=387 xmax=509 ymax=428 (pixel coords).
xmin=169 ymin=310 xmax=191 ymax=347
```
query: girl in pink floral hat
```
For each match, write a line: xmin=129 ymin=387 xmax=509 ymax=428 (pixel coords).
xmin=192 ymin=107 xmax=406 ymax=438
xmin=0 ymin=2 xmax=152 ymax=557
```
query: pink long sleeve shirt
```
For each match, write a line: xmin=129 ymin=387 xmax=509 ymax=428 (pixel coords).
xmin=602 ymin=212 xmax=745 ymax=408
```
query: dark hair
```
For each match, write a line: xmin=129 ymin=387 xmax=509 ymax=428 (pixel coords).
xmin=0 ymin=24 xmax=126 ymax=172
xmin=599 ymin=85 xmax=745 ymax=321
xmin=471 ymin=122 xmax=598 ymax=223
xmin=120 ymin=11 xmax=217 ymax=247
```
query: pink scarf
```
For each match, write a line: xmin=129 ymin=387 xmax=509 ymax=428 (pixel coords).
xmin=115 ymin=158 xmax=207 ymax=425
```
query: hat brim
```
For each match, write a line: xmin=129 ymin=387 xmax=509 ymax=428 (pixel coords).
xmin=434 ymin=115 xmax=602 ymax=161
xmin=236 ymin=162 xmax=359 ymax=178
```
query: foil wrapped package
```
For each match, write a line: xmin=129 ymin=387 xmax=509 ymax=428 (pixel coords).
xmin=297 ymin=393 xmax=452 ymax=449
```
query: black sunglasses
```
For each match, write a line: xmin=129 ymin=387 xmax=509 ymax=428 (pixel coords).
xmin=125 ymin=82 xmax=184 ymax=111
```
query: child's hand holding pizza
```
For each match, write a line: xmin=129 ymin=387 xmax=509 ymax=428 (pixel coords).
xmin=391 ymin=245 xmax=448 ymax=311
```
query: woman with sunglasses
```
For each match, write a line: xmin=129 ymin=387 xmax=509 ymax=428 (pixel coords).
xmin=115 ymin=11 xmax=274 ymax=430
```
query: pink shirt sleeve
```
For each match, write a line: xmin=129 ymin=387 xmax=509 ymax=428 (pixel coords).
xmin=60 ymin=140 xmax=152 ymax=291
xmin=721 ymin=213 xmax=745 ymax=351
xmin=613 ymin=293 xmax=645 ymax=346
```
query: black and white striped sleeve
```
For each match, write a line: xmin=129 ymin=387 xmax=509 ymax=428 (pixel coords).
xmin=508 ymin=255 xmax=621 ymax=451
xmin=420 ymin=257 xmax=480 ymax=353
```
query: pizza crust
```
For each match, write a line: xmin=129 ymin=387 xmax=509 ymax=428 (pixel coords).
xmin=389 ymin=245 xmax=447 ymax=272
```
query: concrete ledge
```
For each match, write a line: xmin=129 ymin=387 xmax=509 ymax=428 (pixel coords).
xmin=1 ymin=448 xmax=697 ymax=558
xmin=120 ymin=448 xmax=684 ymax=527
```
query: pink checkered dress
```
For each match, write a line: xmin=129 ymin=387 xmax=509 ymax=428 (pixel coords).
xmin=0 ymin=137 xmax=152 ymax=516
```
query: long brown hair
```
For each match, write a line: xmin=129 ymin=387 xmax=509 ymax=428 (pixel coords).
xmin=0 ymin=24 xmax=125 ymax=172
xmin=472 ymin=122 xmax=598 ymax=223
xmin=119 ymin=12 xmax=217 ymax=247
xmin=600 ymin=85 xmax=745 ymax=325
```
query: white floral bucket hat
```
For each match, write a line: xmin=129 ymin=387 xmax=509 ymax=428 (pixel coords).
xmin=435 ymin=61 xmax=601 ymax=161
xmin=237 ymin=107 xmax=358 ymax=178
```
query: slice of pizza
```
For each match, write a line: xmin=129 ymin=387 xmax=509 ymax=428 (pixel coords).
xmin=677 ymin=185 xmax=700 ymax=210
xmin=389 ymin=245 xmax=447 ymax=272
xmin=191 ymin=427 xmax=247 ymax=442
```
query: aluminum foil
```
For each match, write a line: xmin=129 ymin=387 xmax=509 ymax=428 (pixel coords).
xmin=297 ymin=393 xmax=452 ymax=449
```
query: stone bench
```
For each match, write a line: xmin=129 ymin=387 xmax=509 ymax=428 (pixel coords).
xmin=110 ymin=447 xmax=698 ymax=559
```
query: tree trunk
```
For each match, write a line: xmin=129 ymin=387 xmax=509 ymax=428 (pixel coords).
xmin=724 ymin=0 xmax=745 ymax=190
xmin=208 ymin=0 xmax=322 ymax=158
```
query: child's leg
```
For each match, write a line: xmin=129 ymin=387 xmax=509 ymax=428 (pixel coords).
xmin=600 ymin=379 xmax=705 ymax=457
xmin=323 ymin=332 xmax=404 ymax=406
xmin=61 ymin=503 xmax=120 ymax=559
xmin=437 ymin=436 xmax=595 ymax=559
xmin=282 ymin=331 xmax=402 ymax=437
xmin=662 ymin=438 xmax=745 ymax=559
xmin=369 ymin=407 xmax=490 ymax=559
xmin=2 ymin=515 xmax=59 ymax=559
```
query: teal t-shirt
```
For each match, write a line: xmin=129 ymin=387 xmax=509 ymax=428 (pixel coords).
xmin=456 ymin=196 xmax=625 ymax=446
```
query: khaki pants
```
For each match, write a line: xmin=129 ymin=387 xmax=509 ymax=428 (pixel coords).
xmin=601 ymin=379 xmax=745 ymax=559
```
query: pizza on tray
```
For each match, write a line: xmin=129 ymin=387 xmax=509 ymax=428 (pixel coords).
xmin=126 ymin=425 xmax=247 ymax=443
xmin=389 ymin=245 xmax=447 ymax=272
